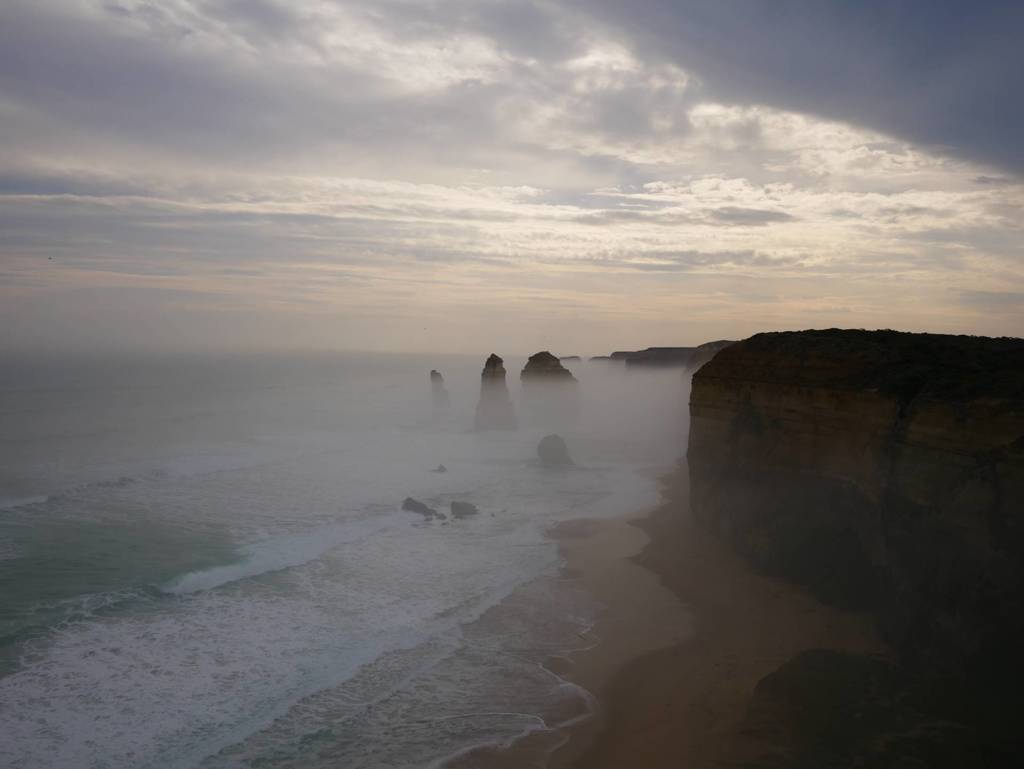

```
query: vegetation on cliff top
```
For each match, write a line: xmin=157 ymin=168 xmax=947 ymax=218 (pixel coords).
xmin=704 ymin=328 xmax=1024 ymax=402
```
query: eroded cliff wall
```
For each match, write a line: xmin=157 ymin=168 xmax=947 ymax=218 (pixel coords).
xmin=688 ymin=330 xmax=1024 ymax=689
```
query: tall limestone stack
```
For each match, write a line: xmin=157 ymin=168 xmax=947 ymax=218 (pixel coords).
xmin=688 ymin=329 xmax=1024 ymax=706
xmin=473 ymin=354 xmax=517 ymax=430
xmin=520 ymin=351 xmax=579 ymax=424
xmin=429 ymin=369 xmax=450 ymax=410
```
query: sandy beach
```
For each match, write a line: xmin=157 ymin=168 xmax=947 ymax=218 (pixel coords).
xmin=549 ymin=464 xmax=886 ymax=768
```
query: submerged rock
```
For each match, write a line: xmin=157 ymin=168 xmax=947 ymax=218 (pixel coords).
xmin=430 ymin=369 xmax=450 ymax=410
xmin=402 ymin=497 xmax=445 ymax=520
xmin=432 ymin=464 xmax=447 ymax=473
xmin=473 ymin=354 xmax=517 ymax=430
xmin=450 ymin=501 xmax=479 ymax=518
xmin=537 ymin=434 xmax=573 ymax=466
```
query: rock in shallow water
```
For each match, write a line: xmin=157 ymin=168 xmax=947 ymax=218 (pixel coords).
xmin=402 ymin=497 xmax=445 ymax=520
xmin=450 ymin=501 xmax=478 ymax=518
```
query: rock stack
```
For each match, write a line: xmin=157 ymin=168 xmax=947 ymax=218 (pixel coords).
xmin=537 ymin=434 xmax=573 ymax=467
xmin=520 ymin=351 xmax=577 ymax=382
xmin=520 ymin=351 xmax=578 ymax=424
xmin=430 ymin=369 xmax=450 ymax=410
xmin=473 ymin=354 xmax=518 ymax=430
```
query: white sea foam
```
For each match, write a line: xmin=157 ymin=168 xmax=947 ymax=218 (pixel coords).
xmin=0 ymin=355 xmax=690 ymax=769
xmin=161 ymin=513 xmax=409 ymax=595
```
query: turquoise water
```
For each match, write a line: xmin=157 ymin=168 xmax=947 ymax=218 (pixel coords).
xmin=0 ymin=352 xmax=687 ymax=768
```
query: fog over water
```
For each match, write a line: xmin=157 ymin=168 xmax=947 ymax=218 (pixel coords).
xmin=0 ymin=351 xmax=690 ymax=769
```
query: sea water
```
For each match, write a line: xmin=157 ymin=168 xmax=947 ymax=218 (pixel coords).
xmin=0 ymin=351 xmax=689 ymax=769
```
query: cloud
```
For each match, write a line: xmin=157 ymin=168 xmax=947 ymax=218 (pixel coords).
xmin=709 ymin=207 xmax=796 ymax=226
xmin=974 ymin=175 xmax=1013 ymax=187
xmin=572 ymin=0 xmax=1024 ymax=174
xmin=960 ymin=290 xmax=1024 ymax=311
xmin=0 ymin=0 xmax=1022 ymax=351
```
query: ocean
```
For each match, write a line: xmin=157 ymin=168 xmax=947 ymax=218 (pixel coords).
xmin=0 ymin=351 xmax=689 ymax=769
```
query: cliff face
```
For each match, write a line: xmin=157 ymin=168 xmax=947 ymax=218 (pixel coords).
xmin=684 ymin=339 xmax=735 ymax=371
xmin=688 ymin=330 xmax=1024 ymax=689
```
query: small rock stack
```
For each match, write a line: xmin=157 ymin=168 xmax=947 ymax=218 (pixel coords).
xmin=430 ymin=369 xmax=450 ymax=410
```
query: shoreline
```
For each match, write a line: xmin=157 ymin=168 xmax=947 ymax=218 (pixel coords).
xmin=445 ymin=466 xmax=692 ymax=769
xmin=551 ymin=463 xmax=885 ymax=768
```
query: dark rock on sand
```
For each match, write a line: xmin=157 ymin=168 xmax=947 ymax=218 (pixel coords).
xmin=473 ymin=354 xmax=518 ymax=430
xmin=537 ymin=434 xmax=573 ymax=466
xmin=450 ymin=501 xmax=479 ymax=518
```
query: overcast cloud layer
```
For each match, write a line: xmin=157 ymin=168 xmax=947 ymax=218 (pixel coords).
xmin=1 ymin=0 xmax=1022 ymax=354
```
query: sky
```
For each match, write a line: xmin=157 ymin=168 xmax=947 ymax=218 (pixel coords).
xmin=1 ymin=0 xmax=1022 ymax=355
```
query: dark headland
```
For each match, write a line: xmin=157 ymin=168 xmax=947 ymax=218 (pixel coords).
xmin=545 ymin=329 xmax=1024 ymax=769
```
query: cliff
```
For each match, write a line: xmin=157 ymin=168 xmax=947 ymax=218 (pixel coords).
xmin=613 ymin=346 xmax=695 ymax=366
xmin=685 ymin=339 xmax=735 ymax=371
xmin=688 ymin=330 xmax=1024 ymax=745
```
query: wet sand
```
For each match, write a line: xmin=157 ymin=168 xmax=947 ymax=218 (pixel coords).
xmin=445 ymin=473 xmax=694 ymax=769
xmin=551 ymin=464 xmax=885 ymax=768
